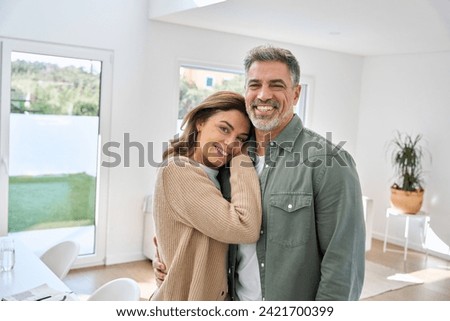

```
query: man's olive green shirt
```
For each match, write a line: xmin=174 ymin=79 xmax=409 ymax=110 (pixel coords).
xmin=222 ymin=115 xmax=366 ymax=301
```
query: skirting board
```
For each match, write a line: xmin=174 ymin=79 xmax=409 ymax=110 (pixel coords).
xmin=371 ymin=233 xmax=450 ymax=261
xmin=105 ymin=252 xmax=148 ymax=265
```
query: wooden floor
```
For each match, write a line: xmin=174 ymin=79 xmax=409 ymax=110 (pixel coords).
xmin=65 ymin=239 xmax=450 ymax=301
xmin=65 ymin=259 xmax=157 ymax=301
xmin=364 ymin=239 xmax=450 ymax=300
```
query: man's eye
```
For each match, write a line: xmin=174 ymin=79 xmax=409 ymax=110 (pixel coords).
xmin=237 ymin=137 xmax=246 ymax=143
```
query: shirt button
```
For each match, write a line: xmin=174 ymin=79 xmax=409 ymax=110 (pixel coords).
xmin=265 ymin=164 xmax=269 ymax=168
xmin=261 ymin=263 xmax=265 ymax=268
xmin=288 ymin=204 xmax=293 ymax=209
xmin=260 ymin=230 xmax=264 ymax=234
xmin=270 ymin=142 xmax=275 ymax=146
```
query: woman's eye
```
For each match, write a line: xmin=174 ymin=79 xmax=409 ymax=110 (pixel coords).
xmin=220 ymin=126 xmax=229 ymax=133
xmin=237 ymin=137 xmax=246 ymax=143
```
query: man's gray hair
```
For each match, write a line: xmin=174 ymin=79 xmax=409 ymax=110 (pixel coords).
xmin=244 ymin=44 xmax=301 ymax=86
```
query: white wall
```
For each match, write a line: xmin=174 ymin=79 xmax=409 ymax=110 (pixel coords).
xmin=1 ymin=0 xmax=365 ymax=266
xmin=356 ymin=52 xmax=450 ymax=257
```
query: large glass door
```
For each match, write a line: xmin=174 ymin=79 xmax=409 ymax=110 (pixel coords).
xmin=0 ymin=39 xmax=112 ymax=266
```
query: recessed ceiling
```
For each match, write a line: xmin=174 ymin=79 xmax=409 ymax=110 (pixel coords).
xmin=149 ymin=0 xmax=450 ymax=56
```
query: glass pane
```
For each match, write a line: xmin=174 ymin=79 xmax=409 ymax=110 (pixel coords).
xmin=9 ymin=52 xmax=102 ymax=255
xmin=178 ymin=66 xmax=244 ymax=133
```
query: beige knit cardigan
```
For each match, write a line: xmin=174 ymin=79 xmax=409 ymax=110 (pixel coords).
xmin=150 ymin=154 xmax=261 ymax=301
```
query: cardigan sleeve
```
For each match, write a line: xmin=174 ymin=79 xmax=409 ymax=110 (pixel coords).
xmin=162 ymin=154 xmax=261 ymax=244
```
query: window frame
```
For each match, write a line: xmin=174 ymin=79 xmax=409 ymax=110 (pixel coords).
xmin=0 ymin=37 xmax=113 ymax=267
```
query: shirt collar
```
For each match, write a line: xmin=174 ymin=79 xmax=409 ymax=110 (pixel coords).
xmin=269 ymin=114 xmax=304 ymax=153
xmin=247 ymin=114 xmax=304 ymax=161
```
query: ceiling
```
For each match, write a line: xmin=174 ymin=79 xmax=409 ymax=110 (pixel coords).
xmin=149 ymin=0 xmax=450 ymax=56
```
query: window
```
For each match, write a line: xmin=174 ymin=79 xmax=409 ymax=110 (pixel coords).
xmin=1 ymin=38 xmax=112 ymax=266
xmin=178 ymin=64 xmax=311 ymax=133
xmin=205 ymin=77 xmax=214 ymax=87
xmin=178 ymin=65 xmax=245 ymax=133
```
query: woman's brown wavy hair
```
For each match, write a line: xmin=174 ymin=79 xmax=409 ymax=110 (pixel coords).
xmin=163 ymin=91 xmax=252 ymax=160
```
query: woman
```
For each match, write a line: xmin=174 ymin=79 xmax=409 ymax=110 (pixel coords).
xmin=150 ymin=91 xmax=261 ymax=301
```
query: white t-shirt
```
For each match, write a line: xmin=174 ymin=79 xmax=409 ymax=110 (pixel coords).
xmin=235 ymin=155 xmax=264 ymax=300
xmin=199 ymin=163 xmax=220 ymax=190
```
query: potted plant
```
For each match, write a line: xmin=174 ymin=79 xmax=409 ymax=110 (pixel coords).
xmin=388 ymin=131 xmax=428 ymax=214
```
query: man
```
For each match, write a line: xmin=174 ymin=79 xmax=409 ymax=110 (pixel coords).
xmin=154 ymin=44 xmax=366 ymax=301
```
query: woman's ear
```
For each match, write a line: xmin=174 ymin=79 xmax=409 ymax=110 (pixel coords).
xmin=196 ymin=120 xmax=204 ymax=132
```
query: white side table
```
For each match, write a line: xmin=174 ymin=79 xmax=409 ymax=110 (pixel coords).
xmin=383 ymin=208 xmax=430 ymax=261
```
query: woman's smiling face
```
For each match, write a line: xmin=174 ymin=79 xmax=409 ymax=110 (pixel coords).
xmin=194 ymin=109 xmax=250 ymax=168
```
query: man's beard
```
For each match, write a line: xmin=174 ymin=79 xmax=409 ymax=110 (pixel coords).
xmin=247 ymin=99 xmax=289 ymax=131
xmin=248 ymin=112 xmax=280 ymax=131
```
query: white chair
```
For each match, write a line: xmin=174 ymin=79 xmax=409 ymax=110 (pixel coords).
xmin=40 ymin=240 xmax=80 ymax=279
xmin=87 ymin=278 xmax=141 ymax=301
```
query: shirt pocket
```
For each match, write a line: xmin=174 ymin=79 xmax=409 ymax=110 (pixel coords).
xmin=268 ymin=192 xmax=313 ymax=247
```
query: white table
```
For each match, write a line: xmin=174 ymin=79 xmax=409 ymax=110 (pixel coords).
xmin=0 ymin=237 xmax=74 ymax=299
xmin=383 ymin=208 xmax=430 ymax=261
